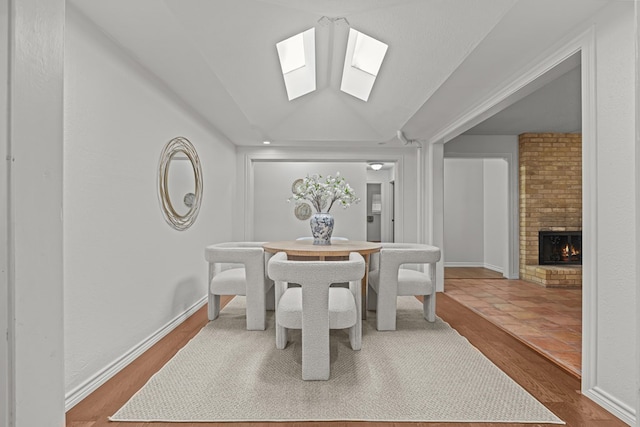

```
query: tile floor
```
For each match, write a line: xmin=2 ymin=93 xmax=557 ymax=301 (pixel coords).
xmin=444 ymin=271 xmax=582 ymax=377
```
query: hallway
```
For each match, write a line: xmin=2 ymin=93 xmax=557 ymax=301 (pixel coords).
xmin=444 ymin=268 xmax=581 ymax=377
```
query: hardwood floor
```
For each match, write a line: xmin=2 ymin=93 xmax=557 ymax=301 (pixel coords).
xmin=65 ymin=294 xmax=624 ymax=427
xmin=445 ymin=266 xmax=505 ymax=280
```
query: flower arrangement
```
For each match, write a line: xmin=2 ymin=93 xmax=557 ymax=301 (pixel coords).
xmin=289 ymin=172 xmax=360 ymax=213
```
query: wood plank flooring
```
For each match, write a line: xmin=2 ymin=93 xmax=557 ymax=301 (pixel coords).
xmin=65 ymin=294 xmax=624 ymax=427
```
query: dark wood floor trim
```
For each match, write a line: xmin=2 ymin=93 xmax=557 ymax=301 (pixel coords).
xmin=66 ymin=293 xmax=625 ymax=427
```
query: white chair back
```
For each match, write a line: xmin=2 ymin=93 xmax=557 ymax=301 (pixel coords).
xmin=268 ymin=251 xmax=364 ymax=380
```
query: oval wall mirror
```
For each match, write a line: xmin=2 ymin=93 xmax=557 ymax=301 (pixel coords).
xmin=158 ymin=137 xmax=203 ymax=230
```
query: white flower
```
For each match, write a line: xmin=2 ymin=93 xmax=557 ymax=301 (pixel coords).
xmin=288 ymin=173 xmax=360 ymax=213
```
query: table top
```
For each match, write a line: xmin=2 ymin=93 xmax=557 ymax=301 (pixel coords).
xmin=263 ymin=240 xmax=382 ymax=257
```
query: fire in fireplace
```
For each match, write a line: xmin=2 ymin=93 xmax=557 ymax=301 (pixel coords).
xmin=538 ymin=231 xmax=582 ymax=265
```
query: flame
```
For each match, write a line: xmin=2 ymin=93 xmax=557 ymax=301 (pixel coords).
xmin=562 ymin=243 xmax=580 ymax=259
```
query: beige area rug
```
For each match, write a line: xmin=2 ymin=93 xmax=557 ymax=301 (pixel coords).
xmin=111 ymin=297 xmax=564 ymax=423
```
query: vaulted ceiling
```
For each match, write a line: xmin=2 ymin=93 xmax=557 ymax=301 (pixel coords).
xmin=70 ymin=0 xmax=608 ymax=147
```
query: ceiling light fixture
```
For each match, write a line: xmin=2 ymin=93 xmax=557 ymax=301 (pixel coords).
xmin=276 ymin=28 xmax=316 ymax=101
xmin=262 ymin=140 xmax=271 ymax=145
xmin=369 ymin=162 xmax=383 ymax=171
xmin=341 ymin=29 xmax=388 ymax=102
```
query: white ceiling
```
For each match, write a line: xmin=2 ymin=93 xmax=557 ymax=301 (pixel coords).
xmin=465 ymin=61 xmax=581 ymax=135
xmin=69 ymin=0 xmax=607 ymax=147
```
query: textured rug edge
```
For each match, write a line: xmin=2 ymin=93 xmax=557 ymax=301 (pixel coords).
xmin=109 ymin=297 xmax=565 ymax=424
xmin=109 ymin=416 xmax=565 ymax=424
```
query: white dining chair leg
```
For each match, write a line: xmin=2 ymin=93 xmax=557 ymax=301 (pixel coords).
xmin=275 ymin=324 xmax=288 ymax=349
xmin=423 ymin=293 xmax=436 ymax=322
xmin=302 ymin=285 xmax=330 ymax=380
xmin=349 ymin=280 xmax=362 ymax=350
xmin=265 ymin=286 xmax=275 ymax=311
xmin=265 ymin=252 xmax=276 ymax=311
xmin=366 ymin=283 xmax=377 ymax=312
xmin=376 ymin=287 xmax=397 ymax=331
xmin=246 ymin=290 xmax=267 ymax=330
xmin=208 ymin=293 xmax=220 ymax=321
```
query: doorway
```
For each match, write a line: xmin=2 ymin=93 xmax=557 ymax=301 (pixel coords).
xmin=366 ymin=183 xmax=382 ymax=242
xmin=443 ymin=157 xmax=509 ymax=277
xmin=439 ymin=57 xmax=584 ymax=378
xmin=365 ymin=162 xmax=395 ymax=243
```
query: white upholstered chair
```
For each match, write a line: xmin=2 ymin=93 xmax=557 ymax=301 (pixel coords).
xmin=268 ymin=251 xmax=365 ymax=380
xmin=367 ymin=243 xmax=441 ymax=331
xmin=204 ymin=242 xmax=274 ymax=330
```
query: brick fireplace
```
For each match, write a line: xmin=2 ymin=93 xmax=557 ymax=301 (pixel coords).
xmin=519 ymin=133 xmax=582 ymax=287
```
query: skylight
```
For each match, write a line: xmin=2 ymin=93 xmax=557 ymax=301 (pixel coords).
xmin=276 ymin=28 xmax=316 ymax=101
xmin=340 ymin=28 xmax=388 ymax=101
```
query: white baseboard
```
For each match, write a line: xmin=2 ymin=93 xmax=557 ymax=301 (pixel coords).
xmin=64 ymin=295 xmax=208 ymax=411
xmin=583 ymin=386 xmax=636 ymax=426
xmin=483 ymin=263 xmax=503 ymax=274
xmin=444 ymin=262 xmax=504 ymax=275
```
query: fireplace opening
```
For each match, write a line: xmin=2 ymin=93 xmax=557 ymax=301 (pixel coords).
xmin=538 ymin=231 xmax=582 ymax=265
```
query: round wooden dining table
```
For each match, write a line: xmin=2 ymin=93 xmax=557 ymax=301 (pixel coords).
xmin=263 ymin=240 xmax=382 ymax=319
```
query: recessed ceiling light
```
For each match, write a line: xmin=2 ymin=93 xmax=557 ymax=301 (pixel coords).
xmin=263 ymin=140 xmax=271 ymax=145
xmin=369 ymin=162 xmax=384 ymax=171
xmin=276 ymin=28 xmax=316 ymax=101
xmin=341 ymin=29 xmax=388 ymax=102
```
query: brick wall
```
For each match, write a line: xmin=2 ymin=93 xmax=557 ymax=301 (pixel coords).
xmin=519 ymin=133 xmax=582 ymax=283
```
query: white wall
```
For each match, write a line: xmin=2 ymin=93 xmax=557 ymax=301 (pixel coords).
xmin=4 ymin=1 xmax=65 ymax=425
xmin=445 ymin=135 xmax=519 ymax=158
xmin=252 ymin=162 xmax=367 ymax=241
xmin=588 ymin=2 xmax=637 ymax=417
xmin=444 ymin=159 xmax=485 ymax=264
xmin=236 ymin=147 xmax=420 ymax=245
xmin=443 ymin=158 xmax=507 ymax=273
xmin=366 ymin=168 xmax=393 ymax=183
xmin=483 ymin=159 xmax=508 ymax=273
xmin=636 ymin=1 xmax=640 ymax=421
xmin=0 ymin=2 xmax=9 ymax=423
xmin=64 ymin=8 xmax=237 ymax=405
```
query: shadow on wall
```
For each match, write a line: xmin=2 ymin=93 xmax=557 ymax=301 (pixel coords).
xmin=171 ymin=277 xmax=204 ymax=314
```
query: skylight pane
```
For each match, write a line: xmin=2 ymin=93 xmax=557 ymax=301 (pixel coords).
xmin=351 ymin=31 xmax=388 ymax=77
xmin=340 ymin=28 xmax=388 ymax=102
xmin=276 ymin=28 xmax=316 ymax=101
xmin=276 ymin=32 xmax=306 ymax=75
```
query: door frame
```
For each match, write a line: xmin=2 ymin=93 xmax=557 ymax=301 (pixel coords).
xmin=427 ymin=26 xmax=600 ymax=411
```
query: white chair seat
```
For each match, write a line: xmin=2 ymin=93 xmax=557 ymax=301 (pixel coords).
xmin=276 ymin=287 xmax=357 ymax=330
xmin=369 ymin=268 xmax=433 ymax=296
xmin=210 ymin=268 xmax=247 ymax=295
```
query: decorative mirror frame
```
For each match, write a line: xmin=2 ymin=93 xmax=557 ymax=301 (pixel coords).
xmin=158 ymin=137 xmax=203 ymax=231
